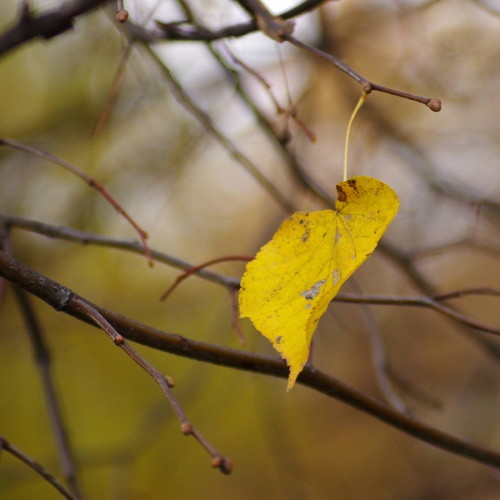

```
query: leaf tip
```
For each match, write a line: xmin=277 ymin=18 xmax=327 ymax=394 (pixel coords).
xmin=286 ymin=366 xmax=301 ymax=391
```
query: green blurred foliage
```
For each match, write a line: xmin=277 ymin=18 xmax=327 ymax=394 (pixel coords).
xmin=1 ymin=0 xmax=500 ymax=498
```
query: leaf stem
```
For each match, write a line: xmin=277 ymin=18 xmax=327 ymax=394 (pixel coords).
xmin=344 ymin=92 xmax=368 ymax=182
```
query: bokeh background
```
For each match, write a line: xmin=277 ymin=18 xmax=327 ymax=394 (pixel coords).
xmin=2 ymin=0 xmax=500 ymax=498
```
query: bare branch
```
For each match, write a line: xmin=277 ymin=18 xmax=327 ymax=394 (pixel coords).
xmin=65 ymin=295 xmax=232 ymax=474
xmin=0 ymin=0 xmax=111 ymax=57
xmin=335 ymin=292 xmax=500 ymax=336
xmin=140 ymin=44 xmax=296 ymax=213
xmin=0 ymin=436 xmax=77 ymax=500
xmin=1 ymin=212 xmax=239 ymax=289
xmin=131 ymin=1 xmax=330 ymax=43
xmin=2 ymin=250 xmax=500 ymax=470
xmin=347 ymin=279 xmax=411 ymax=415
xmin=283 ymin=34 xmax=441 ymax=111
xmin=5 ymin=212 xmax=500 ymax=339
xmin=12 ymin=287 xmax=83 ymax=498
xmin=0 ymin=138 xmax=152 ymax=265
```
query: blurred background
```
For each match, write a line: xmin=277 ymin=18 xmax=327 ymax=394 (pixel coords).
xmin=1 ymin=0 xmax=500 ymax=498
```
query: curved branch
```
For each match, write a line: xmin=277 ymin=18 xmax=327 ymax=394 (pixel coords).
xmin=1 ymin=250 xmax=500 ymax=469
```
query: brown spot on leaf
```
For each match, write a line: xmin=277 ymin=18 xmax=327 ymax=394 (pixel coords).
xmin=336 ymin=185 xmax=347 ymax=202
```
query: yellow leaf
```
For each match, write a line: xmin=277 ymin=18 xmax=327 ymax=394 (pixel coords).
xmin=239 ymin=176 xmax=399 ymax=390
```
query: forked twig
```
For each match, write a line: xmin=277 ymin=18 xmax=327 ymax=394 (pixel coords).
xmin=160 ymin=255 xmax=253 ymax=346
xmin=282 ymin=34 xmax=442 ymax=112
xmin=160 ymin=256 xmax=252 ymax=301
xmin=220 ymin=42 xmax=316 ymax=142
xmin=334 ymin=292 xmax=500 ymax=336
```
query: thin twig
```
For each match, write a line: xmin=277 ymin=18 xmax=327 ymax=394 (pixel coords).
xmin=92 ymin=42 xmax=133 ymax=136
xmin=160 ymin=256 xmax=252 ymax=301
xmin=0 ymin=138 xmax=152 ymax=265
xmin=347 ymin=279 xmax=410 ymax=415
xmin=2 ymin=212 xmax=239 ymax=289
xmin=434 ymin=287 xmax=500 ymax=301
xmin=334 ymin=292 xmax=500 ymax=336
xmin=379 ymin=241 xmax=500 ymax=359
xmin=68 ymin=295 xmax=232 ymax=475
xmin=140 ymin=44 xmax=296 ymax=213
xmin=283 ymin=34 xmax=441 ymax=112
xmin=228 ymin=285 xmax=246 ymax=345
xmin=0 ymin=436 xmax=78 ymax=500
xmin=12 ymin=287 xmax=83 ymax=498
xmin=221 ymin=42 xmax=317 ymax=142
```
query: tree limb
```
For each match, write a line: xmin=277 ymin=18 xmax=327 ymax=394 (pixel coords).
xmin=1 ymin=250 xmax=500 ymax=469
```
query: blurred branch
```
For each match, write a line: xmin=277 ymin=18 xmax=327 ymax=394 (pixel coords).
xmin=0 ymin=436 xmax=77 ymax=500
xmin=92 ymin=42 xmax=133 ymax=136
xmin=347 ymin=279 xmax=411 ymax=415
xmin=361 ymin=104 xmax=500 ymax=220
xmin=130 ymin=1 xmax=329 ymax=42
xmin=379 ymin=241 xmax=500 ymax=359
xmin=196 ymin=33 xmax=334 ymax=205
xmin=0 ymin=220 xmax=9 ymax=307
xmin=0 ymin=0 xmax=328 ymax=59
xmin=12 ymin=287 xmax=83 ymax=498
xmin=2 ymin=250 xmax=500 ymax=469
xmin=170 ymin=0 xmax=334 ymax=205
xmin=140 ymin=44 xmax=296 ymax=213
xmin=334 ymin=292 xmax=500 ymax=336
xmin=0 ymin=138 xmax=152 ymax=265
xmin=0 ymin=0 xmax=110 ymax=57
